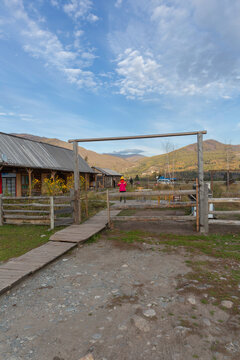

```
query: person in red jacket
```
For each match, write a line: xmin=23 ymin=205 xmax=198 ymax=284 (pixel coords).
xmin=118 ymin=176 xmax=127 ymax=203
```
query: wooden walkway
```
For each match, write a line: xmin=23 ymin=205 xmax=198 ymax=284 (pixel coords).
xmin=0 ymin=209 xmax=120 ymax=295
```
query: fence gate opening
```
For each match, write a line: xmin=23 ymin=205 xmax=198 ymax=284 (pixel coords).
xmin=68 ymin=131 xmax=208 ymax=234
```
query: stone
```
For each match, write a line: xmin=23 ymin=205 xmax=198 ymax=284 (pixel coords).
xmin=122 ymin=264 xmax=128 ymax=268
xmin=92 ymin=333 xmax=102 ymax=340
xmin=221 ymin=300 xmax=233 ymax=309
xmin=202 ymin=318 xmax=211 ymax=326
xmin=143 ymin=309 xmax=156 ymax=318
xmin=79 ymin=354 xmax=94 ymax=360
xmin=132 ymin=316 xmax=150 ymax=332
xmin=175 ymin=326 xmax=191 ymax=335
xmin=118 ymin=324 xmax=127 ymax=331
xmin=187 ymin=296 xmax=196 ymax=305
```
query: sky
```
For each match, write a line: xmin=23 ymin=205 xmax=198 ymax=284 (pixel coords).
xmin=1 ymin=0 xmax=240 ymax=156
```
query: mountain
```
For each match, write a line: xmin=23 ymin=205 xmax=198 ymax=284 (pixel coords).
xmin=103 ymin=152 xmax=145 ymax=161
xmin=12 ymin=135 xmax=240 ymax=176
xmin=12 ymin=134 xmax=138 ymax=173
xmin=125 ymin=139 xmax=240 ymax=176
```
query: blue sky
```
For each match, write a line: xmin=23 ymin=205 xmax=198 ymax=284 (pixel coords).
xmin=1 ymin=0 xmax=240 ymax=156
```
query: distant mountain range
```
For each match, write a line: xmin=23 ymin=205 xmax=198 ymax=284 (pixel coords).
xmin=13 ymin=134 xmax=240 ymax=176
xmin=12 ymin=134 xmax=140 ymax=172
xmin=125 ymin=139 xmax=240 ymax=176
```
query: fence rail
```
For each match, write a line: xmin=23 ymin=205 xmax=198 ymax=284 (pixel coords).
xmin=0 ymin=195 xmax=74 ymax=229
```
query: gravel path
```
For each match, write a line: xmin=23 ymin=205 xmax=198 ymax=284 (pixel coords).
xmin=0 ymin=236 xmax=239 ymax=360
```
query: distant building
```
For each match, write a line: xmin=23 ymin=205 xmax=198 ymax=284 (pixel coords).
xmin=0 ymin=132 xmax=95 ymax=196
xmin=92 ymin=167 xmax=122 ymax=188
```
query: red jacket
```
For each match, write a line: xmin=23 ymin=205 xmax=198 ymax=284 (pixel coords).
xmin=118 ymin=180 xmax=127 ymax=192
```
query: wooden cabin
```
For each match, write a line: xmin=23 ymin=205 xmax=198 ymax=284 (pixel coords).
xmin=92 ymin=167 xmax=122 ymax=188
xmin=0 ymin=132 xmax=95 ymax=196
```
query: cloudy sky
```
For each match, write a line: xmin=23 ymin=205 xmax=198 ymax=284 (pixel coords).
xmin=1 ymin=0 xmax=240 ymax=155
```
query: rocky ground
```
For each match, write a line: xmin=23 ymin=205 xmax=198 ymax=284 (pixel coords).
xmin=0 ymin=228 xmax=240 ymax=360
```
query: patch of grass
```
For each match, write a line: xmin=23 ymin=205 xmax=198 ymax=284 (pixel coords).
xmin=118 ymin=209 xmax=137 ymax=216
xmin=200 ymin=299 xmax=208 ymax=304
xmin=85 ymin=233 xmax=101 ymax=244
xmin=0 ymin=225 xmax=64 ymax=262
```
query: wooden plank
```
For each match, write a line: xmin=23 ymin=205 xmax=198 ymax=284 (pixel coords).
xmin=3 ymin=215 xmax=49 ymax=220
xmin=4 ymin=209 xmax=50 ymax=213
xmin=0 ymin=242 xmax=76 ymax=295
xmin=209 ymin=219 xmax=240 ymax=225
xmin=73 ymin=141 xmax=80 ymax=224
xmin=209 ymin=211 xmax=240 ymax=215
xmin=111 ymin=215 xmax=195 ymax=222
xmin=109 ymin=190 xmax=196 ymax=198
xmin=3 ymin=203 xmax=49 ymax=207
xmin=55 ymin=207 xmax=73 ymax=215
xmin=203 ymin=183 xmax=209 ymax=234
xmin=197 ymin=132 xmax=204 ymax=234
xmin=209 ymin=198 xmax=240 ymax=203
xmin=50 ymin=196 xmax=54 ymax=230
xmin=111 ymin=202 xmax=195 ymax=210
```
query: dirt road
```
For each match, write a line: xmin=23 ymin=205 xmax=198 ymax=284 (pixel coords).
xmin=0 ymin=229 xmax=239 ymax=360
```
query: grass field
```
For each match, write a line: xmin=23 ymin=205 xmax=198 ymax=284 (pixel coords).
xmin=0 ymin=225 xmax=63 ymax=262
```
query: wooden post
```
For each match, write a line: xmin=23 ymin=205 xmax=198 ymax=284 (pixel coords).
xmin=197 ymin=133 xmax=204 ymax=233
xmin=0 ymin=194 xmax=3 ymax=226
xmin=196 ymin=177 xmax=199 ymax=232
xmin=50 ymin=196 xmax=54 ymax=230
xmin=85 ymin=193 xmax=89 ymax=218
xmin=107 ymin=189 xmax=111 ymax=226
xmin=27 ymin=169 xmax=33 ymax=197
xmin=73 ymin=142 xmax=80 ymax=224
xmin=203 ymin=183 xmax=209 ymax=234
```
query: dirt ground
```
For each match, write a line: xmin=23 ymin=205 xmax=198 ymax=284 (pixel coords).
xmin=117 ymin=208 xmax=240 ymax=235
xmin=0 ymin=219 xmax=240 ymax=360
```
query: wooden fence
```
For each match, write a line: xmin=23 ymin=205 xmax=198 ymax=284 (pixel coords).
xmin=107 ymin=188 xmax=199 ymax=229
xmin=0 ymin=195 xmax=74 ymax=229
xmin=106 ymin=186 xmax=240 ymax=234
xmin=208 ymin=198 xmax=240 ymax=227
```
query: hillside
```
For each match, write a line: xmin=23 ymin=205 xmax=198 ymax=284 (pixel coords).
xmin=125 ymin=139 xmax=240 ymax=176
xmin=13 ymin=134 xmax=138 ymax=173
xmin=13 ymin=135 xmax=240 ymax=176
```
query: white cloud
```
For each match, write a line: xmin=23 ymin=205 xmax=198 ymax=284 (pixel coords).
xmin=3 ymin=0 xmax=98 ymax=90
xmin=115 ymin=0 xmax=123 ymax=8
xmin=63 ymin=0 xmax=98 ymax=22
xmin=110 ymin=0 xmax=240 ymax=99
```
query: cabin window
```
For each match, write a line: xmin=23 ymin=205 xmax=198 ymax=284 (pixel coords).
xmin=2 ymin=177 xmax=16 ymax=196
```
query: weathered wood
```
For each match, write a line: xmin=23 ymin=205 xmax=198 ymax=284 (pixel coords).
xmin=73 ymin=141 xmax=80 ymax=224
xmin=209 ymin=210 xmax=240 ymax=215
xmin=85 ymin=194 xmax=89 ymax=218
xmin=27 ymin=168 xmax=33 ymax=197
xmin=4 ymin=209 xmax=50 ymax=214
xmin=50 ymin=196 xmax=54 ymax=230
xmin=3 ymin=203 xmax=50 ymax=207
xmin=107 ymin=189 xmax=111 ymax=226
xmin=55 ymin=207 xmax=73 ymax=215
xmin=68 ymin=130 xmax=207 ymax=143
xmin=203 ymin=183 xmax=209 ymax=234
xmin=196 ymin=177 xmax=199 ymax=232
xmin=111 ymin=203 xmax=195 ymax=210
xmin=109 ymin=190 xmax=196 ymax=198
xmin=2 ymin=196 xmax=50 ymax=200
xmin=209 ymin=219 xmax=240 ymax=225
xmin=0 ymin=194 xmax=2 ymax=226
xmin=3 ymin=215 xmax=49 ymax=219
xmin=4 ymin=221 xmax=48 ymax=225
xmin=197 ymin=132 xmax=204 ymax=233
xmin=111 ymin=215 xmax=195 ymax=222
xmin=209 ymin=198 xmax=240 ymax=203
